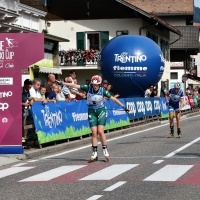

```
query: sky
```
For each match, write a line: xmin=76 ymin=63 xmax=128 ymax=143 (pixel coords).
xmin=194 ymin=0 xmax=200 ymax=8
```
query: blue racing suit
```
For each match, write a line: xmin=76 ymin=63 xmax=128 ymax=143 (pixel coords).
xmin=168 ymin=88 xmax=184 ymax=112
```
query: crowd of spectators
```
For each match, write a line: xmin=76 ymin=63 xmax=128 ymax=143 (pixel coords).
xmin=22 ymin=72 xmax=119 ymax=110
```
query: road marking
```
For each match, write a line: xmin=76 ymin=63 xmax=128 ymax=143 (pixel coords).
xmin=86 ymin=195 xmax=103 ymax=200
xmin=103 ymin=181 xmax=127 ymax=191
xmin=12 ymin=163 xmax=27 ymax=167
xmin=153 ymin=160 xmax=164 ymax=164
xmin=144 ymin=165 xmax=193 ymax=181
xmin=18 ymin=165 xmax=86 ymax=182
xmin=0 ymin=167 xmax=34 ymax=179
xmin=80 ymin=164 xmax=138 ymax=180
xmin=164 ymin=136 xmax=200 ymax=158
xmin=39 ymin=114 xmax=200 ymax=160
xmin=27 ymin=160 xmax=38 ymax=163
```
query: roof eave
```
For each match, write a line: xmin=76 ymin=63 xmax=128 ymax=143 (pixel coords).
xmin=116 ymin=0 xmax=182 ymax=36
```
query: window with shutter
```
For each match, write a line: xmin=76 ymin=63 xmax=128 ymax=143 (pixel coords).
xmin=76 ymin=32 xmax=85 ymax=66
xmin=101 ymin=31 xmax=109 ymax=49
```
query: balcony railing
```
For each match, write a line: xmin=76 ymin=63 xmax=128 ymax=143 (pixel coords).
xmin=59 ymin=49 xmax=100 ymax=67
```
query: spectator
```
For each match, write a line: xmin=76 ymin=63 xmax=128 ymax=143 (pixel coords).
xmin=22 ymin=79 xmax=34 ymax=141
xmin=144 ymin=85 xmax=153 ymax=98
xmin=102 ymin=79 xmax=108 ymax=90
xmin=160 ymin=81 xmax=168 ymax=97
xmin=22 ymin=79 xmax=34 ymax=114
xmin=39 ymin=85 xmax=46 ymax=98
xmin=150 ymin=88 xmax=159 ymax=97
xmin=47 ymin=85 xmax=57 ymax=104
xmin=193 ymin=86 xmax=199 ymax=97
xmin=69 ymin=70 xmax=77 ymax=82
xmin=62 ymin=77 xmax=74 ymax=102
xmin=107 ymin=83 xmax=120 ymax=98
xmin=198 ymin=88 xmax=200 ymax=107
xmin=45 ymin=74 xmax=57 ymax=97
xmin=30 ymin=78 xmax=45 ymax=103
xmin=56 ymin=85 xmax=65 ymax=101
xmin=64 ymin=77 xmax=86 ymax=100
xmin=186 ymin=85 xmax=192 ymax=96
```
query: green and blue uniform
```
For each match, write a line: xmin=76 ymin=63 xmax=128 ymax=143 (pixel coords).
xmin=80 ymin=85 xmax=111 ymax=127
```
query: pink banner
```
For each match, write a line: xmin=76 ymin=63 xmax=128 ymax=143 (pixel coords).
xmin=0 ymin=33 xmax=44 ymax=153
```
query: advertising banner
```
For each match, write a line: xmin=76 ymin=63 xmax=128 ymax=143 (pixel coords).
xmin=193 ymin=96 xmax=198 ymax=106
xmin=124 ymin=98 xmax=160 ymax=120
xmin=0 ymin=33 xmax=44 ymax=154
xmin=160 ymin=96 xmax=191 ymax=119
xmin=159 ymin=98 xmax=169 ymax=119
xmin=188 ymin=95 xmax=195 ymax=107
xmin=32 ymin=99 xmax=130 ymax=145
xmin=182 ymin=96 xmax=191 ymax=110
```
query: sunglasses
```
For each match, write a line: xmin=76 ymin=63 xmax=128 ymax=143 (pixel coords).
xmin=93 ymin=84 xmax=99 ymax=87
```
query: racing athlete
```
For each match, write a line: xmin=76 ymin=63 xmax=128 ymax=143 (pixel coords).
xmin=59 ymin=75 xmax=129 ymax=162
xmin=165 ymin=82 xmax=184 ymax=138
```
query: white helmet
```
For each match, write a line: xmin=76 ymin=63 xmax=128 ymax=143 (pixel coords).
xmin=174 ymin=82 xmax=181 ymax=89
xmin=91 ymin=75 xmax=102 ymax=84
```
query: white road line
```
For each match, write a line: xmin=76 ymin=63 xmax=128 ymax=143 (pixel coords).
xmin=86 ymin=195 xmax=103 ymax=200
xmin=164 ymin=136 xmax=200 ymax=158
xmin=27 ymin=160 xmax=38 ymax=163
xmin=18 ymin=165 xmax=86 ymax=182
xmin=153 ymin=160 xmax=164 ymax=164
xmin=12 ymin=163 xmax=27 ymax=167
xmin=103 ymin=181 xmax=127 ymax=191
xmin=0 ymin=167 xmax=34 ymax=179
xmin=144 ymin=165 xmax=193 ymax=181
xmin=80 ymin=164 xmax=138 ymax=180
xmin=39 ymin=114 xmax=200 ymax=160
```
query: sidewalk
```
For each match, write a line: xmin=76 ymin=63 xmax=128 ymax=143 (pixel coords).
xmin=1 ymin=111 xmax=199 ymax=167
xmin=0 ymin=154 xmax=26 ymax=167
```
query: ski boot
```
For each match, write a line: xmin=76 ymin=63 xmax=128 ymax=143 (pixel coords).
xmin=88 ymin=146 xmax=98 ymax=163
xmin=177 ymin=129 xmax=182 ymax=138
xmin=102 ymin=146 xmax=109 ymax=162
xmin=22 ymin=137 xmax=31 ymax=149
xmin=168 ymin=126 xmax=174 ymax=138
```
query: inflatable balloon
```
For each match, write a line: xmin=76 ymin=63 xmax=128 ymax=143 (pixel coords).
xmin=98 ymin=35 xmax=165 ymax=97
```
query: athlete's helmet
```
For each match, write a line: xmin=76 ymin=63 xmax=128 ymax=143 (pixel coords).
xmin=174 ymin=82 xmax=181 ymax=89
xmin=91 ymin=75 xmax=102 ymax=84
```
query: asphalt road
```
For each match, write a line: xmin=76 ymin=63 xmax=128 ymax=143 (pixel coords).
xmin=1 ymin=114 xmax=200 ymax=200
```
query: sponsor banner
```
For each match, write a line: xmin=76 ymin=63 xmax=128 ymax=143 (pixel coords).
xmin=0 ymin=33 xmax=44 ymax=154
xmin=160 ymin=96 xmax=191 ymax=119
xmin=188 ymin=95 xmax=195 ymax=107
xmin=182 ymin=96 xmax=191 ymax=110
xmin=124 ymin=98 xmax=160 ymax=120
xmin=193 ymin=96 xmax=198 ymax=106
xmin=32 ymin=100 xmax=130 ymax=145
xmin=104 ymin=99 xmax=130 ymax=131
xmin=159 ymin=98 xmax=169 ymax=119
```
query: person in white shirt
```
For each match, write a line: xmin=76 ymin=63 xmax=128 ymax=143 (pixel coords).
xmin=30 ymin=78 xmax=46 ymax=103
xmin=144 ymin=85 xmax=153 ymax=98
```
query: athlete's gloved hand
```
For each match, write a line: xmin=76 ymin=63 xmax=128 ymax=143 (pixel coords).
xmin=122 ymin=106 xmax=130 ymax=112
xmin=166 ymin=101 xmax=169 ymax=106
xmin=56 ymin=80 xmax=64 ymax=87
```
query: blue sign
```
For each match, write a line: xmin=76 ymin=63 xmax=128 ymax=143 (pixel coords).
xmin=31 ymin=99 xmax=130 ymax=144
xmin=124 ymin=98 xmax=161 ymax=120
xmin=159 ymin=97 xmax=169 ymax=119
xmin=98 ymin=35 xmax=164 ymax=97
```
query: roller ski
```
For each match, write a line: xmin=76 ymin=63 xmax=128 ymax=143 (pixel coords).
xmin=168 ymin=126 xmax=174 ymax=138
xmin=167 ymin=133 xmax=174 ymax=138
xmin=102 ymin=146 xmax=109 ymax=162
xmin=177 ymin=129 xmax=182 ymax=138
xmin=88 ymin=146 xmax=98 ymax=163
